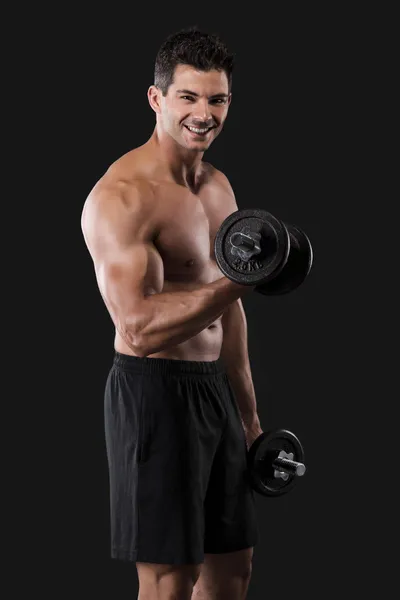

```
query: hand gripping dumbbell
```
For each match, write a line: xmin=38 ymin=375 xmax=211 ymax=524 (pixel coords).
xmin=247 ymin=429 xmax=306 ymax=497
xmin=214 ymin=209 xmax=313 ymax=294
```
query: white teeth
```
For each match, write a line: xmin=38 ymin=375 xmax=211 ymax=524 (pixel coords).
xmin=187 ymin=126 xmax=209 ymax=134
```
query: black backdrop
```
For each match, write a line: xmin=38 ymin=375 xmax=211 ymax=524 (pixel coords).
xmin=16 ymin=4 xmax=380 ymax=599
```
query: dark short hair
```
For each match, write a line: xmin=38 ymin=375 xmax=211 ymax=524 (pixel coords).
xmin=154 ymin=27 xmax=234 ymax=95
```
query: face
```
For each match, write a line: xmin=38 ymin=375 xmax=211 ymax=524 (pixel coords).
xmin=149 ymin=64 xmax=231 ymax=152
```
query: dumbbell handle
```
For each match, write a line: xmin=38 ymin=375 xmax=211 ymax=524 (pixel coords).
xmin=230 ymin=231 xmax=256 ymax=251
xmin=272 ymin=457 xmax=306 ymax=476
xmin=229 ymin=228 xmax=262 ymax=262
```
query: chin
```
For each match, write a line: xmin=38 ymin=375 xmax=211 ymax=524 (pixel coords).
xmin=185 ymin=137 xmax=213 ymax=151
xmin=189 ymin=142 xmax=211 ymax=152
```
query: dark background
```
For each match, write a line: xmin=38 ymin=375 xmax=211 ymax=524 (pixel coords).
xmin=13 ymin=4 xmax=387 ymax=599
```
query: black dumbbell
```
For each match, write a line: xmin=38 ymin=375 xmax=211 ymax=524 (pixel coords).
xmin=214 ymin=209 xmax=313 ymax=295
xmin=247 ymin=429 xmax=306 ymax=497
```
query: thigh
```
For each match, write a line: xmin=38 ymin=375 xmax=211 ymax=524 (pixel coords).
xmin=105 ymin=365 xmax=226 ymax=565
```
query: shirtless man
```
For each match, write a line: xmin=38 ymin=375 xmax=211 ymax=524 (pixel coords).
xmin=81 ymin=28 xmax=263 ymax=600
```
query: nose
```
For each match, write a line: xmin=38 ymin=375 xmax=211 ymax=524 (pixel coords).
xmin=192 ymin=98 xmax=213 ymax=125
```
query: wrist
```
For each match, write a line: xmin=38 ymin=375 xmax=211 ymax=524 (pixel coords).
xmin=241 ymin=413 xmax=261 ymax=429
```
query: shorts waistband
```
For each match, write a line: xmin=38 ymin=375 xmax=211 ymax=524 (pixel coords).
xmin=113 ymin=352 xmax=226 ymax=376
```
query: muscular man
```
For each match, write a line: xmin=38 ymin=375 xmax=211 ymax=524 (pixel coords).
xmin=81 ymin=28 xmax=263 ymax=600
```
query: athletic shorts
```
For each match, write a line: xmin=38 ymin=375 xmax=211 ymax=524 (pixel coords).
xmin=104 ymin=352 xmax=259 ymax=565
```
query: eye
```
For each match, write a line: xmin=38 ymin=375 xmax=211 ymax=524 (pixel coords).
xmin=181 ymin=96 xmax=195 ymax=101
xmin=211 ymin=99 xmax=226 ymax=105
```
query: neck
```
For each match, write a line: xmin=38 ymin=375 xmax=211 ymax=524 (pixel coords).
xmin=148 ymin=125 xmax=204 ymax=188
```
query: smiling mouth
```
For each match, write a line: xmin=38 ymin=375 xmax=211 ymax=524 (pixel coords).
xmin=184 ymin=125 xmax=214 ymax=136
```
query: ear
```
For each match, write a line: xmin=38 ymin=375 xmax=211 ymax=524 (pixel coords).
xmin=227 ymin=93 xmax=232 ymax=107
xmin=148 ymin=85 xmax=162 ymax=114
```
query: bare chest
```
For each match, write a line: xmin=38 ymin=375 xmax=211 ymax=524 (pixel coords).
xmin=154 ymin=184 xmax=229 ymax=283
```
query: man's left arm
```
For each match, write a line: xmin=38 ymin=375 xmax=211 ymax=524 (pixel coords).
xmin=215 ymin=168 xmax=263 ymax=441
xmin=219 ymin=298 xmax=263 ymax=438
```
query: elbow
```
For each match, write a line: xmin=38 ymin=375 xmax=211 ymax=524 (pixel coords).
xmin=126 ymin=329 xmax=150 ymax=357
xmin=123 ymin=321 xmax=152 ymax=357
xmin=115 ymin=301 xmax=155 ymax=356
xmin=132 ymin=339 xmax=152 ymax=358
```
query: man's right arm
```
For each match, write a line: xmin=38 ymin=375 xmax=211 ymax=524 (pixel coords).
xmin=81 ymin=184 xmax=251 ymax=357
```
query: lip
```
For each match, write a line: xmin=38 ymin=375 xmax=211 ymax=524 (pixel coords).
xmin=184 ymin=125 xmax=214 ymax=137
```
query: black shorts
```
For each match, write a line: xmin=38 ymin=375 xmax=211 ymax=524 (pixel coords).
xmin=104 ymin=352 xmax=259 ymax=565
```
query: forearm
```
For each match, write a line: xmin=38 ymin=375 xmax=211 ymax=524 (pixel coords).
xmin=127 ymin=277 xmax=251 ymax=356
xmin=220 ymin=299 xmax=261 ymax=427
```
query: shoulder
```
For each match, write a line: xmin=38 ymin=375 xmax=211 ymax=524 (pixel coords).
xmin=83 ymin=168 xmax=155 ymax=215
xmin=81 ymin=175 xmax=155 ymax=239
xmin=83 ymin=145 xmax=156 ymax=214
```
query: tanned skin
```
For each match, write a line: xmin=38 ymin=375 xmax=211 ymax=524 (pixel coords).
xmin=81 ymin=64 xmax=254 ymax=361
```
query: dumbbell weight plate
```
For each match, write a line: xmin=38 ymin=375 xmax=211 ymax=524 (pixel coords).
xmin=256 ymin=224 xmax=313 ymax=295
xmin=214 ymin=209 xmax=290 ymax=286
xmin=247 ymin=429 xmax=305 ymax=497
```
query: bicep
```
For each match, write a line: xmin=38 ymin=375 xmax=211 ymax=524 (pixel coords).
xmin=82 ymin=187 xmax=158 ymax=330
xmin=96 ymin=243 xmax=150 ymax=322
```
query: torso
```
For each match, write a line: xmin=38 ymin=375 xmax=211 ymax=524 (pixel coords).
xmin=98 ymin=143 xmax=237 ymax=361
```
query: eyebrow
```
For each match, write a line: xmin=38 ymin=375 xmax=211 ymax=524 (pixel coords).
xmin=176 ymin=89 xmax=229 ymax=99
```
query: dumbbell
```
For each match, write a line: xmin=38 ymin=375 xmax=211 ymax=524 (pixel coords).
xmin=214 ymin=209 xmax=313 ymax=295
xmin=247 ymin=429 xmax=306 ymax=497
